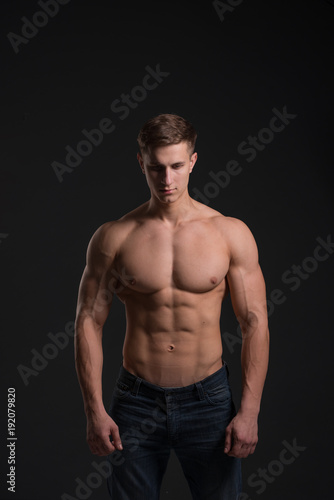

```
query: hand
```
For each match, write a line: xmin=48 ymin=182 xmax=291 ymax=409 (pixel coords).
xmin=86 ymin=411 xmax=123 ymax=456
xmin=224 ymin=411 xmax=258 ymax=458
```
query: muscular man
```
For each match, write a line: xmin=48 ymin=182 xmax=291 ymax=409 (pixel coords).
xmin=74 ymin=114 xmax=269 ymax=499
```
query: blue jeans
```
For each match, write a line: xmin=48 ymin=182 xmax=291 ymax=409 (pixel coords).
xmin=107 ymin=360 xmax=242 ymax=499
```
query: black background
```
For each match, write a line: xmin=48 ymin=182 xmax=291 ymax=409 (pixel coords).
xmin=1 ymin=0 xmax=333 ymax=499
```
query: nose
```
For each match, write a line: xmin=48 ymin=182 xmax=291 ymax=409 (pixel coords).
xmin=162 ymin=167 xmax=172 ymax=186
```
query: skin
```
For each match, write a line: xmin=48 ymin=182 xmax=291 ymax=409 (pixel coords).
xmin=74 ymin=141 xmax=270 ymax=459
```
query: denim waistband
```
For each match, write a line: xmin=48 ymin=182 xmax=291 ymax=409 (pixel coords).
xmin=115 ymin=360 xmax=230 ymax=400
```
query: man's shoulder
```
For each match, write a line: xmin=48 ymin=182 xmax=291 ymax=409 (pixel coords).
xmin=220 ymin=217 xmax=258 ymax=264
xmin=200 ymin=209 xmax=257 ymax=255
xmin=89 ymin=203 xmax=148 ymax=252
xmin=195 ymin=203 xmax=250 ymax=235
xmin=189 ymin=201 xmax=251 ymax=238
xmin=216 ymin=215 xmax=252 ymax=236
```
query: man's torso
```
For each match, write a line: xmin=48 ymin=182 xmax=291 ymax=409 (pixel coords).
xmin=107 ymin=200 xmax=233 ymax=387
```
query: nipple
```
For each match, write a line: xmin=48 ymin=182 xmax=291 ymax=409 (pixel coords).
xmin=210 ymin=276 xmax=217 ymax=284
xmin=130 ymin=278 xmax=136 ymax=285
xmin=167 ymin=344 xmax=175 ymax=352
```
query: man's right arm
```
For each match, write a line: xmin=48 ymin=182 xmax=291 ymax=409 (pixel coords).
xmin=74 ymin=222 xmax=123 ymax=456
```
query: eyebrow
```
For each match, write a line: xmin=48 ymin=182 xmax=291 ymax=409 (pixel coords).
xmin=148 ymin=162 xmax=186 ymax=167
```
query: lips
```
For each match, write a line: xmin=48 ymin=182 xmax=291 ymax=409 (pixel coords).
xmin=160 ymin=188 xmax=175 ymax=193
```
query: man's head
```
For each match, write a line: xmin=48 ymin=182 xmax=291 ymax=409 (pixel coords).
xmin=137 ymin=114 xmax=198 ymax=204
xmin=137 ymin=113 xmax=197 ymax=157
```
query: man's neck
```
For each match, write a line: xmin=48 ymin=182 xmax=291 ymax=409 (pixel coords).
xmin=145 ymin=190 xmax=197 ymax=227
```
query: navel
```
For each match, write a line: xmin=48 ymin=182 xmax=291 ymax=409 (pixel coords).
xmin=167 ymin=344 xmax=175 ymax=352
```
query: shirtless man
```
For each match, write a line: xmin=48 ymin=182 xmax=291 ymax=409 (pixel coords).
xmin=74 ymin=113 xmax=269 ymax=499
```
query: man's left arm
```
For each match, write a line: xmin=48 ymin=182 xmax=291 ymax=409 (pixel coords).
xmin=224 ymin=218 xmax=270 ymax=458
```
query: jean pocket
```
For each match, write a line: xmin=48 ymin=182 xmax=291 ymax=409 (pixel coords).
xmin=114 ymin=381 xmax=132 ymax=399
xmin=204 ymin=384 xmax=231 ymax=406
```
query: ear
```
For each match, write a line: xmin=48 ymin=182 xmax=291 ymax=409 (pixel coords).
xmin=137 ymin=152 xmax=145 ymax=174
xmin=189 ymin=152 xmax=198 ymax=173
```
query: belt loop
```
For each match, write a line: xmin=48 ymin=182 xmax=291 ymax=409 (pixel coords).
xmin=131 ymin=376 xmax=142 ymax=396
xmin=195 ymin=382 xmax=205 ymax=400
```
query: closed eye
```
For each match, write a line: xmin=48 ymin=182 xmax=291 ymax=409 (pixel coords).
xmin=149 ymin=163 xmax=185 ymax=171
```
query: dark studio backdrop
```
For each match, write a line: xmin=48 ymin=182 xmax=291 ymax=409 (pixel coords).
xmin=1 ymin=0 xmax=333 ymax=499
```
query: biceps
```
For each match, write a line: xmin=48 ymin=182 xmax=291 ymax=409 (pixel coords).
xmin=227 ymin=264 xmax=267 ymax=325
xmin=76 ymin=266 xmax=114 ymax=327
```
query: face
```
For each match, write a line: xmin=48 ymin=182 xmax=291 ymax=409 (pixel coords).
xmin=137 ymin=142 xmax=197 ymax=203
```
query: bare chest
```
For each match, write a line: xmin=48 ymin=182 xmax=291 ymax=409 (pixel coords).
xmin=114 ymin=222 xmax=229 ymax=295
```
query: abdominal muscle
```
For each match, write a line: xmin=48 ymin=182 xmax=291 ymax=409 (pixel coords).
xmin=121 ymin=289 xmax=224 ymax=387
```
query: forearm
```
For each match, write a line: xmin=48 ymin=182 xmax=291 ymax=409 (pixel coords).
xmin=239 ymin=319 xmax=269 ymax=416
xmin=74 ymin=314 xmax=106 ymax=417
